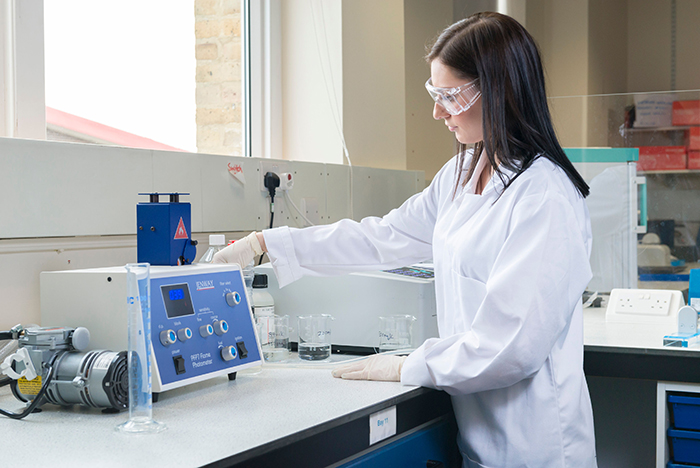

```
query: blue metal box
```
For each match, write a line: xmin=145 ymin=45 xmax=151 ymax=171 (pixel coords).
xmin=137 ymin=193 xmax=197 ymax=266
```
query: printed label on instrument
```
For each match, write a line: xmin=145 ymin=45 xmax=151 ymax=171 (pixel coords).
xmin=17 ymin=375 xmax=42 ymax=396
xmin=191 ymin=352 xmax=213 ymax=368
xmin=93 ymin=353 xmax=113 ymax=371
xmin=369 ymin=406 xmax=397 ymax=445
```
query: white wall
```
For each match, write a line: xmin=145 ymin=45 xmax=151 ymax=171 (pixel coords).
xmin=280 ymin=0 xmax=456 ymax=182
xmin=341 ymin=0 xmax=407 ymax=171
xmin=404 ymin=0 xmax=456 ymax=182
xmin=281 ymin=0 xmax=344 ymax=165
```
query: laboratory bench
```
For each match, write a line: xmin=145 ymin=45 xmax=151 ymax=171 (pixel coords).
xmin=3 ymin=310 xmax=700 ymax=468
xmin=0 ymin=357 xmax=459 ymax=468
xmin=583 ymin=307 xmax=700 ymax=468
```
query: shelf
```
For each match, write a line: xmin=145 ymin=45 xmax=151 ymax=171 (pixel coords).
xmin=623 ymin=125 xmax=696 ymax=134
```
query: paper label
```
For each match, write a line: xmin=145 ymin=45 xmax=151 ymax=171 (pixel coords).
xmin=369 ymin=406 xmax=397 ymax=445
xmin=17 ymin=375 xmax=42 ymax=396
xmin=253 ymin=306 xmax=274 ymax=316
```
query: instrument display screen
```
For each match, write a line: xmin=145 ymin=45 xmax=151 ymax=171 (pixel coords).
xmin=161 ymin=283 xmax=195 ymax=318
xmin=382 ymin=267 xmax=435 ymax=279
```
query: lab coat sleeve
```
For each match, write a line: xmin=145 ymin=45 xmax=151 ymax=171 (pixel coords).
xmin=263 ymin=158 xmax=457 ymax=288
xmin=401 ymin=192 xmax=592 ymax=395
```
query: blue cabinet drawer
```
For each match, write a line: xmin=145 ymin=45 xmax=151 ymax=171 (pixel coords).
xmin=669 ymin=395 xmax=700 ymax=431
xmin=338 ymin=417 xmax=459 ymax=468
xmin=669 ymin=428 xmax=700 ymax=465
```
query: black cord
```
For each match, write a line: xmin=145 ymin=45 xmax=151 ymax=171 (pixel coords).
xmin=0 ymin=376 xmax=11 ymax=388
xmin=0 ymin=332 xmax=13 ymax=340
xmin=0 ymin=364 xmax=54 ymax=420
xmin=258 ymin=198 xmax=275 ymax=266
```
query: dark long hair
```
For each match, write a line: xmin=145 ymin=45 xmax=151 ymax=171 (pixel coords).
xmin=427 ymin=12 xmax=589 ymax=198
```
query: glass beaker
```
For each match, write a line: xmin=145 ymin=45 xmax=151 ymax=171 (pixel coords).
xmin=297 ymin=314 xmax=334 ymax=361
xmin=378 ymin=315 xmax=416 ymax=353
xmin=256 ymin=314 xmax=290 ymax=362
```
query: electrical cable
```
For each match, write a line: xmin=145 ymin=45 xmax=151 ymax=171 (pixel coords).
xmin=284 ymin=191 xmax=316 ymax=227
xmin=0 ymin=364 xmax=54 ymax=420
xmin=258 ymin=198 xmax=275 ymax=266
xmin=259 ymin=172 xmax=280 ymax=265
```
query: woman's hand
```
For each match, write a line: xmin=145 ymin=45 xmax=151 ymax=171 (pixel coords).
xmin=213 ymin=231 xmax=264 ymax=266
xmin=331 ymin=355 xmax=407 ymax=382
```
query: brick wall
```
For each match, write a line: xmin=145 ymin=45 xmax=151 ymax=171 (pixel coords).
xmin=195 ymin=0 xmax=242 ymax=155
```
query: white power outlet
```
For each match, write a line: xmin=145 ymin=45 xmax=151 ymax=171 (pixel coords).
xmin=279 ymin=172 xmax=294 ymax=191
xmin=606 ymin=288 xmax=684 ymax=325
xmin=259 ymin=160 xmax=289 ymax=194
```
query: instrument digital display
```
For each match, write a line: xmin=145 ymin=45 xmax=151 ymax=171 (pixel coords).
xmin=161 ymin=283 xmax=195 ymax=318
xmin=169 ymin=288 xmax=185 ymax=301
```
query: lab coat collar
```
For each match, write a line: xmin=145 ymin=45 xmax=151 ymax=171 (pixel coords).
xmin=462 ymin=152 xmax=515 ymax=198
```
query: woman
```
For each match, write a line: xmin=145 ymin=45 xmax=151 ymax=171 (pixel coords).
xmin=216 ymin=12 xmax=597 ymax=467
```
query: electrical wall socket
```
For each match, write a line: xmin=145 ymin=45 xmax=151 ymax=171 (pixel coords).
xmin=259 ymin=160 xmax=289 ymax=193
xmin=606 ymin=288 xmax=684 ymax=325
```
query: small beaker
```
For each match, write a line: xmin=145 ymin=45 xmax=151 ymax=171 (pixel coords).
xmin=256 ymin=314 xmax=290 ymax=362
xmin=378 ymin=315 xmax=416 ymax=352
xmin=297 ymin=314 xmax=334 ymax=361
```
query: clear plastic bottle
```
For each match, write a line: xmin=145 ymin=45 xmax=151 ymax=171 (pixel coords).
xmin=198 ymin=235 xmax=226 ymax=263
xmin=242 ymin=259 xmax=255 ymax=307
xmin=240 ymin=273 xmax=273 ymax=376
xmin=252 ymin=274 xmax=275 ymax=317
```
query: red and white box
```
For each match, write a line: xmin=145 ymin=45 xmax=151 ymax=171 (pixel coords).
xmin=638 ymin=146 xmax=687 ymax=171
xmin=688 ymin=127 xmax=700 ymax=150
xmin=672 ymin=100 xmax=700 ymax=126
xmin=688 ymin=150 xmax=700 ymax=169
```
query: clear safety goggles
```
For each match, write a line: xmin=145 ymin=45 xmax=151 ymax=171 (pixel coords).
xmin=425 ymin=78 xmax=481 ymax=116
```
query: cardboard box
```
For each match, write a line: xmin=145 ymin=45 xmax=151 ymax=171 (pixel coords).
xmin=638 ymin=146 xmax=687 ymax=171
xmin=672 ymin=100 xmax=700 ymax=126
xmin=688 ymin=150 xmax=700 ymax=169
xmin=689 ymin=127 xmax=700 ymax=150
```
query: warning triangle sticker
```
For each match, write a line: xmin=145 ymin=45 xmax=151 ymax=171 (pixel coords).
xmin=174 ymin=217 xmax=189 ymax=240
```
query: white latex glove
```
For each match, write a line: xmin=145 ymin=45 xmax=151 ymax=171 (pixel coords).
xmin=212 ymin=232 xmax=264 ymax=266
xmin=331 ymin=355 xmax=407 ymax=382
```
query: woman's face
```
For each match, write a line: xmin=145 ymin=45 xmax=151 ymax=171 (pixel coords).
xmin=430 ymin=60 xmax=483 ymax=144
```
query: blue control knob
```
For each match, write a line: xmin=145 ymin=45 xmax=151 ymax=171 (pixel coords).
xmin=226 ymin=291 xmax=241 ymax=307
xmin=221 ymin=345 xmax=237 ymax=361
xmin=199 ymin=324 xmax=214 ymax=338
xmin=213 ymin=320 xmax=229 ymax=336
xmin=177 ymin=328 xmax=192 ymax=342
xmin=160 ymin=329 xmax=177 ymax=346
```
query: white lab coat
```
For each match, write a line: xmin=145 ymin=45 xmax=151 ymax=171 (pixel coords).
xmin=263 ymin=152 xmax=597 ymax=468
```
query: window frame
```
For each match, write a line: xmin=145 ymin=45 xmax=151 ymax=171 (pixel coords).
xmin=0 ymin=0 xmax=45 ymax=139
xmin=244 ymin=0 xmax=282 ymax=159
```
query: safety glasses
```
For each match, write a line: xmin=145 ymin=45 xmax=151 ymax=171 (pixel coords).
xmin=425 ymin=78 xmax=481 ymax=116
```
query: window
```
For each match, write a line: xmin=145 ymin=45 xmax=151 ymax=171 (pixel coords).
xmin=3 ymin=0 xmax=253 ymax=156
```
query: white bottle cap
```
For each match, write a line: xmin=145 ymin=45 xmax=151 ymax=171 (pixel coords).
xmin=209 ymin=234 xmax=226 ymax=246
